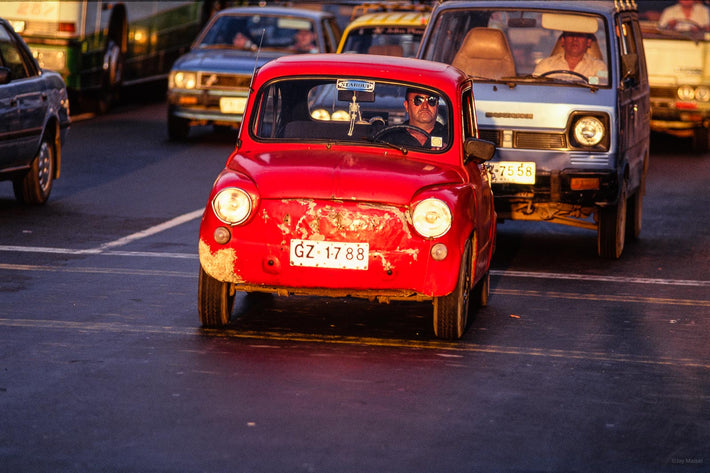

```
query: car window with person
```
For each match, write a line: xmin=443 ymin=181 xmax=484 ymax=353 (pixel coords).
xmin=532 ymin=31 xmax=608 ymax=84
xmin=658 ymin=0 xmax=710 ymax=31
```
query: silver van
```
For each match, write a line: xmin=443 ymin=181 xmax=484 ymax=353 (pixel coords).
xmin=419 ymin=1 xmax=650 ymax=258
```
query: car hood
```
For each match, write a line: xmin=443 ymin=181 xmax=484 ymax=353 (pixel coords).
xmin=473 ymin=83 xmax=616 ymax=129
xmin=229 ymin=149 xmax=463 ymax=205
xmin=172 ymin=48 xmax=285 ymax=74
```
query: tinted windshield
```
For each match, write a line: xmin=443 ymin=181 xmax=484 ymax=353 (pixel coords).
xmin=251 ymin=77 xmax=451 ymax=152
xmin=421 ymin=8 xmax=610 ymax=86
xmin=638 ymin=0 xmax=710 ymax=39
xmin=199 ymin=14 xmax=317 ymax=52
xmin=341 ymin=25 xmax=424 ymax=57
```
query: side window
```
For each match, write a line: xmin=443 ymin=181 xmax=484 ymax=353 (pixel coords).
xmin=0 ymin=25 xmax=29 ymax=80
xmin=618 ymin=17 xmax=641 ymax=84
xmin=322 ymin=19 xmax=339 ymax=53
xmin=462 ymin=87 xmax=477 ymax=140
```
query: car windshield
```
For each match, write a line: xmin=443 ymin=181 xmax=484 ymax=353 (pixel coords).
xmin=638 ymin=0 xmax=710 ymax=40
xmin=340 ymin=25 xmax=425 ymax=57
xmin=199 ymin=14 xmax=317 ymax=52
xmin=250 ymin=77 xmax=452 ymax=152
xmin=421 ymin=8 xmax=610 ymax=87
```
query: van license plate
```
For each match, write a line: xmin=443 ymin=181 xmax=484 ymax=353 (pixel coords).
xmin=290 ymin=239 xmax=369 ymax=270
xmin=487 ymin=162 xmax=536 ymax=184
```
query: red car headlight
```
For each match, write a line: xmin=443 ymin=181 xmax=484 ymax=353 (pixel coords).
xmin=411 ymin=198 xmax=452 ymax=238
xmin=212 ymin=187 xmax=252 ymax=225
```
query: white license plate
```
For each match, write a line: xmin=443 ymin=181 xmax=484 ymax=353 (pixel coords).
xmin=290 ymin=239 xmax=369 ymax=270
xmin=487 ymin=161 xmax=536 ymax=184
xmin=219 ymin=97 xmax=246 ymax=114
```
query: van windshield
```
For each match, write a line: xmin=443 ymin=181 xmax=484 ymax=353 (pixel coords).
xmin=637 ymin=0 xmax=710 ymax=40
xmin=421 ymin=8 xmax=609 ymax=87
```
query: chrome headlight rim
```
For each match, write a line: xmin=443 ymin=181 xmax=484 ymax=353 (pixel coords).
xmin=411 ymin=197 xmax=452 ymax=239
xmin=571 ymin=114 xmax=607 ymax=148
xmin=212 ymin=187 xmax=252 ymax=225
xmin=695 ymin=85 xmax=710 ymax=102
xmin=677 ymin=85 xmax=695 ymax=101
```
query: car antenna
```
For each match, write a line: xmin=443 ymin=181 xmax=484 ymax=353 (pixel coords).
xmin=236 ymin=28 xmax=265 ymax=148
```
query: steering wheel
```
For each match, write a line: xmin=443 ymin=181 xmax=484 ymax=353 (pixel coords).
xmin=665 ymin=18 xmax=704 ymax=31
xmin=538 ymin=69 xmax=589 ymax=83
xmin=373 ymin=124 xmax=431 ymax=144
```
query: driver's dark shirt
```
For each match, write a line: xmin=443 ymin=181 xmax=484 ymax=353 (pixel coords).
xmin=385 ymin=121 xmax=448 ymax=149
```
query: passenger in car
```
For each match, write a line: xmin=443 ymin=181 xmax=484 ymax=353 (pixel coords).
xmin=290 ymin=28 xmax=317 ymax=53
xmin=385 ymin=88 xmax=447 ymax=149
xmin=533 ymin=31 xmax=607 ymax=83
xmin=658 ymin=0 xmax=710 ymax=31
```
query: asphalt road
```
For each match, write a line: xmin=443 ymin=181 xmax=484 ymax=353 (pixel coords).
xmin=0 ymin=96 xmax=708 ymax=473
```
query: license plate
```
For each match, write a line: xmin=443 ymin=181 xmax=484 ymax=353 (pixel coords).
xmin=219 ymin=97 xmax=246 ymax=114
xmin=487 ymin=161 xmax=536 ymax=184
xmin=290 ymin=239 xmax=369 ymax=270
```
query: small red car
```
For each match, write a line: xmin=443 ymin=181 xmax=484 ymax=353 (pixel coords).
xmin=197 ymin=54 xmax=496 ymax=339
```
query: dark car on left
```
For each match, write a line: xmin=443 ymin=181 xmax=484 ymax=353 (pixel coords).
xmin=0 ymin=18 xmax=69 ymax=204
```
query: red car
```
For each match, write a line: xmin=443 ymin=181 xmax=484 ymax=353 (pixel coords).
xmin=197 ymin=54 xmax=496 ymax=339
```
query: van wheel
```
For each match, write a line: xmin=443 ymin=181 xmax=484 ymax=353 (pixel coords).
xmin=691 ymin=127 xmax=709 ymax=154
xmin=433 ymin=240 xmax=471 ymax=339
xmin=597 ymin=182 xmax=627 ymax=259
xmin=198 ymin=267 xmax=234 ymax=328
xmin=13 ymin=132 xmax=55 ymax=205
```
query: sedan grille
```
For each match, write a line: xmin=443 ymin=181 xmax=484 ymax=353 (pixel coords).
xmin=198 ymin=72 xmax=251 ymax=90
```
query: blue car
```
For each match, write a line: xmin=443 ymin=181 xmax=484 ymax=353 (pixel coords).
xmin=0 ymin=18 xmax=70 ymax=204
xmin=419 ymin=1 xmax=650 ymax=258
xmin=167 ymin=6 xmax=341 ymax=140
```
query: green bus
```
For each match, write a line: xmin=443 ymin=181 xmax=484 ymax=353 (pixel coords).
xmin=0 ymin=1 xmax=222 ymax=112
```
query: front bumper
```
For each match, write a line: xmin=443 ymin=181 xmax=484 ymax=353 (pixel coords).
xmin=199 ymin=198 xmax=467 ymax=299
xmin=167 ymin=89 xmax=247 ymax=125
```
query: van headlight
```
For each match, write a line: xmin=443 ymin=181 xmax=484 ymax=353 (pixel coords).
xmin=572 ymin=116 xmax=605 ymax=147
xmin=170 ymin=71 xmax=197 ymax=89
xmin=212 ymin=188 xmax=252 ymax=225
xmin=412 ymin=198 xmax=452 ymax=238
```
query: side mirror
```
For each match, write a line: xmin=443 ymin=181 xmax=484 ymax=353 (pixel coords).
xmin=621 ymin=53 xmax=638 ymax=82
xmin=0 ymin=67 xmax=11 ymax=85
xmin=464 ymin=137 xmax=496 ymax=163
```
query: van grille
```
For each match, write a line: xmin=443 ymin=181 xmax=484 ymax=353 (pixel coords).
xmin=478 ymin=128 xmax=567 ymax=150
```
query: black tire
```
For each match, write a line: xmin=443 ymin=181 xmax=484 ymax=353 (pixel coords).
xmin=198 ymin=266 xmax=234 ymax=328
xmin=691 ymin=126 xmax=709 ymax=154
xmin=13 ymin=132 xmax=55 ymax=205
xmin=472 ymin=270 xmax=490 ymax=308
xmin=597 ymin=182 xmax=627 ymax=259
xmin=433 ymin=240 xmax=472 ymax=339
xmin=168 ymin=107 xmax=190 ymax=141
xmin=97 ymin=39 xmax=123 ymax=114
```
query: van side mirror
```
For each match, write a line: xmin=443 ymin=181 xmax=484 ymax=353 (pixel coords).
xmin=464 ymin=137 xmax=496 ymax=163
xmin=0 ymin=67 xmax=11 ymax=85
xmin=621 ymin=53 xmax=638 ymax=82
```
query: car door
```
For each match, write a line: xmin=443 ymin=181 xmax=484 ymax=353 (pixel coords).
xmin=616 ymin=13 xmax=650 ymax=194
xmin=0 ymin=23 xmax=47 ymax=169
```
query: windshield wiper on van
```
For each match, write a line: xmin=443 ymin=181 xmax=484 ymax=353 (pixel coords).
xmin=524 ymin=74 xmax=600 ymax=92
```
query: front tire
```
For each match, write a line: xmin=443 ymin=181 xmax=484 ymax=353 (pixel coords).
xmin=433 ymin=240 xmax=472 ymax=339
xmin=198 ymin=267 xmax=234 ymax=328
xmin=168 ymin=107 xmax=190 ymax=141
xmin=13 ymin=132 xmax=55 ymax=205
xmin=597 ymin=181 xmax=627 ymax=259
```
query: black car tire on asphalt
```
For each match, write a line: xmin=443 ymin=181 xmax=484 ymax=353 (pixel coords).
xmin=433 ymin=239 xmax=471 ymax=339
xmin=168 ymin=108 xmax=190 ymax=141
xmin=13 ymin=131 xmax=55 ymax=205
xmin=198 ymin=266 xmax=234 ymax=328
xmin=597 ymin=181 xmax=627 ymax=259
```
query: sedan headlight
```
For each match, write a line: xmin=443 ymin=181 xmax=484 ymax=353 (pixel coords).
xmin=677 ymin=85 xmax=695 ymax=101
xmin=695 ymin=86 xmax=710 ymax=102
xmin=573 ymin=116 xmax=605 ymax=147
xmin=212 ymin=188 xmax=252 ymax=225
xmin=170 ymin=71 xmax=197 ymax=89
xmin=412 ymin=198 xmax=452 ymax=238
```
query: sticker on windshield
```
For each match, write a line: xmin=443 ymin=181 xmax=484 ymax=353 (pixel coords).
xmin=337 ymin=79 xmax=375 ymax=92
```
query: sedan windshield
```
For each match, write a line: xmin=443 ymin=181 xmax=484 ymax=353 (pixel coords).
xmin=421 ymin=8 xmax=610 ymax=87
xmin=199 ymin=14 xmax=317 ymax=53
xmin=251 ymin=78 xmax=451 ymax=152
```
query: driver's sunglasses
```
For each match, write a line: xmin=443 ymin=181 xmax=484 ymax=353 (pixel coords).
xmin=411 ymin=95 xmax=438 ymax=107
